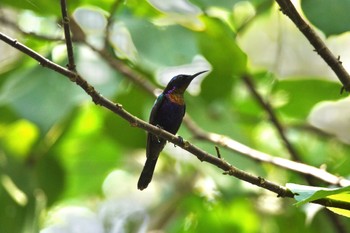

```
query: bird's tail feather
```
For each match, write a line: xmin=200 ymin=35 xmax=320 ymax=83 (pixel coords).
xmin=137 ymin=157 xmax=158 ymax=190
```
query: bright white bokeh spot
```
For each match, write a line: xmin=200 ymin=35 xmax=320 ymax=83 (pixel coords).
xmin=148 ymin=0 xmax=201 ymax=14
xmin=308 ymin=97 xmax=350 ymax=144
xmin=40 ymin=206 xmax=103 ymax=233
xmin=156 ymin=55 xmax=211 ymax=95
xmin=109 ymin=23 xmax=138 ymax=62
xmin=73 ymin=8 xmax=107 ymax=33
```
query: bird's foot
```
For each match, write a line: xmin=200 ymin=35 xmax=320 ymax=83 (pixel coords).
xmin=155 ymin=124 xmax=163 ymax=143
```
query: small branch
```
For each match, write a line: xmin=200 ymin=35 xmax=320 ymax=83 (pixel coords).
xmin=60 ymin=0 xmax=76 ymax=71
xmin=242 ymin=75 xmax=302 ymax=162
xmin=215 ymin=146 xmax=221 ymax=159
xmin=275 ymin=0 xmax=350 ymax=92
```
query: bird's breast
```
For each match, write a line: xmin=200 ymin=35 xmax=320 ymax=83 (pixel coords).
xmin=167 ymin=93 xmax=184 ymax=105
xmin=153 ymin=96 xmax=185 ymax=134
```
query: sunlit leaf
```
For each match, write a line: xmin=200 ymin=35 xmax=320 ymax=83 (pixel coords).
xmin=272 ymin=79 xmax=343 ymax=119
xmin=0 ymin=120 xmax=39 ymax=158
xmin=124 ymin=19 xmax=199 ymax=70
xmin=0 ymin=65 xmax=86 ymax=133
xmin=287 ymin=183 xmax=350 ymax=206
xmin=197 ymin=17 xmax=247 ymax=101
xmin=327 ymin=193 xmax=350 ymax=217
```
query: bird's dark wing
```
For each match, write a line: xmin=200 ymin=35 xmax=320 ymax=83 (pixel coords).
xmin=146 ymin=93 xmax=166 ymax=159
xmin=149 ymin=93 xmax=164 ymax=125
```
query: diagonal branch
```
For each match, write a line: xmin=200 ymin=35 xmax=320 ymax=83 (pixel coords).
xmin=275 ymin=0 xmax=350 ymax=92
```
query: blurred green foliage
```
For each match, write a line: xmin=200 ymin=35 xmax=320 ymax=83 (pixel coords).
xmin=0 ymin=0 xmax=350 ymax=232
xmin=301 ymin=0 xmax=350 ymax=36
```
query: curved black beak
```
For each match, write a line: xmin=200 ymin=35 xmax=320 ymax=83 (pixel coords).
xmin=190 ymin=70 xmax=208 ymax=80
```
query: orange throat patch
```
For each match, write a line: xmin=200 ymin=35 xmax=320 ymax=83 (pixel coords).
xmin=167 ymin=93 xmax=184 ymax=105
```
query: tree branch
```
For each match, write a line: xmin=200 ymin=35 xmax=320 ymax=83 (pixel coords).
xmin=274 ymin=0 xmax=350 ymax=92
xmin=0 ymin=32 xmax=292 ymax=198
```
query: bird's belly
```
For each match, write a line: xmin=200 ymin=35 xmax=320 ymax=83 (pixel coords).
xmin=155 ymin=102 xmax=185 ymax=134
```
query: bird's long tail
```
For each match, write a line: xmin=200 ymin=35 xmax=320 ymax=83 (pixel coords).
xmin=137 ymin=157 xmax=158 ymax=190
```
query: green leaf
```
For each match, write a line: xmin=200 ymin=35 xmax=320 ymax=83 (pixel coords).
xmin=272 ymin=79 xmax=343 ymax=119
xmin=0 ymin=120 xmax=39 ymax=158
xmin=197 ymin=17 xmax=247 ymax=101
xmin=37 ymin=155 xmax=65 ymax=206
xmin=287 ymin=183 xmax=350 ymax=206
xmin=301 ymin=0 xmax=350 ymax=36
xmin=0 ymin=65 xmax=86 ymax=133
xmin=1 ymin=0 xmax=61 ymax=15
xmin=287 ymin=183 xmax=350 ymax=217
xmin=124 ymin=19 xmax=198 ymax=69
xmin=54 ymin=106 xmax=121 ymax=197
xmin=104 ymin=85 xmax=148 ymax=149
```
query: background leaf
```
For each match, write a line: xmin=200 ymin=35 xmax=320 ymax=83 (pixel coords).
xmin=301 ymin=0 xmax=350 ymax=36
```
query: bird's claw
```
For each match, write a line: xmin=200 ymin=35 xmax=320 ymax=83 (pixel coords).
xmin=155 ymin=124 xmax=163 ymax=143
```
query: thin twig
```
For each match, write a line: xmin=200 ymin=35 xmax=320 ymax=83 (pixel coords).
xmin=60 ymin=0 xmax=76 ymax=71
xmin=215 ymin=146 xmax=221 ymax=159
xmin=275 ymin=0 xmax=350 ymax=92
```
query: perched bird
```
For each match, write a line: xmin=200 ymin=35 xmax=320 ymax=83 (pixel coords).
xmin=138 ymin=70 xmax=207 ymax=190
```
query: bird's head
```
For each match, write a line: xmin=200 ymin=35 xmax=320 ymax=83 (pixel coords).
xmin=163 ymin=70 xmax=208 ymax=95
